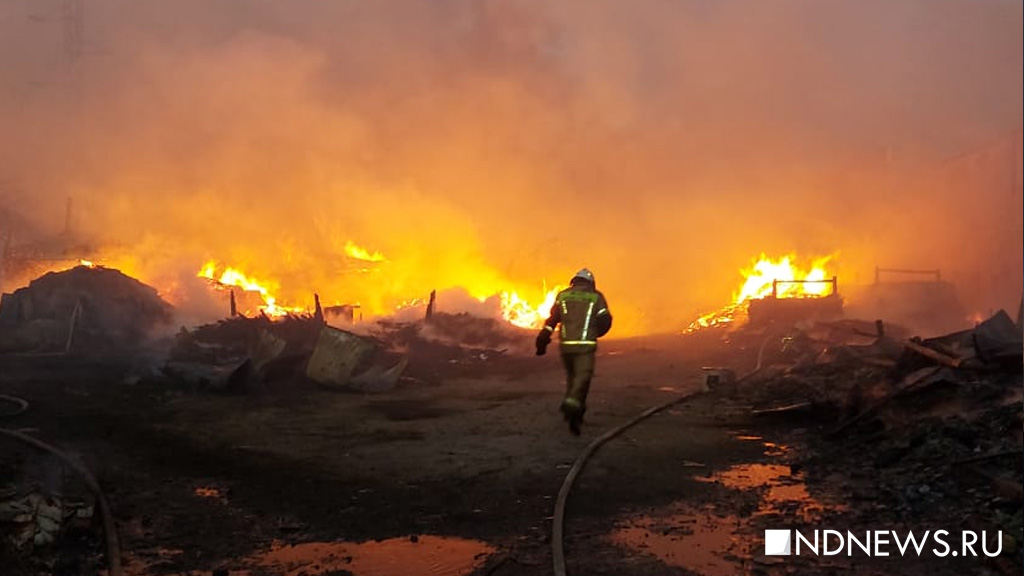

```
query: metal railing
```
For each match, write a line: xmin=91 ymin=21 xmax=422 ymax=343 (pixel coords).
xmin=875 ymin=267 xmax=941 ymax=283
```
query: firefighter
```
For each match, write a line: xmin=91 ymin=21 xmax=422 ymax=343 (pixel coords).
xmin=535 ymin=268 xmax=612 ymax=435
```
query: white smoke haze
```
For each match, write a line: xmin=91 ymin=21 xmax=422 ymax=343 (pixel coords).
xmin=0 ymin=0 xmax=1020 ymax=334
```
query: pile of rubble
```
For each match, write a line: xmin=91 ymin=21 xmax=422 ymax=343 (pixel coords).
xmin=724 ymin=309 xmax=1023 ymax=570
xmin=0 ymin=265 xmax=536 ymax=387
xmin=162 ymin=310 xmax=531 ymax=393
xmin=721 ymin=311 xmax=1021 ymax=418
xmin=374 ymin=312 xmax=532 ymax=364
xmin=165 ymin=313 xmax=403 ymax=393
xmin=0 ymin=266 xmax=173 ymax=354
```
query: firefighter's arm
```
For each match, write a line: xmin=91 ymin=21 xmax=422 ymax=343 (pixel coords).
xmin=594 ymin=293 xmax=612 ymax=338
xmin=536 ymin=301 xmax=560 ymax=355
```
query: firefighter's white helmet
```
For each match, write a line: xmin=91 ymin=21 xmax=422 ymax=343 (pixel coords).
xmin=572 ymin=268 xmax=595 ymax=284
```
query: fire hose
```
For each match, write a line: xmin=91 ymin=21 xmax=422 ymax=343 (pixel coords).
xmin=551 ymin=330 xmax=781 ymax=576
xmin=0 ymin=394 xmax=123 ymax=576
xmin=550 ymin=394 xmax=692 ymax=576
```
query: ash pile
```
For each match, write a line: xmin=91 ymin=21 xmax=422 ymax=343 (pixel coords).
xmin=0 ymin=265 xmax=173 ymax=354
xmin=718 ymin=308 xmax=1023 ymax=566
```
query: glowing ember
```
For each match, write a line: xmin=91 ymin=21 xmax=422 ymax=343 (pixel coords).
xmin=197 ymin=261 xmax=305 ymax=317
xmin=193 ymin=487 xmax=223 ymax=499
xmin=345 ymin=240 xmax=387 ymax=262
xmin=500 ymin=286 xmax=561 ymax=329
xmin=395 ymin=297 xmax=427 ymax=310
xmin=687 ymin=253 xmax=834 ymax=332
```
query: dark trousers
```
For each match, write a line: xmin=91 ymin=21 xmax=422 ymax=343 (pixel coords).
xmin=560 ymin=351 xmax=595 ymax=415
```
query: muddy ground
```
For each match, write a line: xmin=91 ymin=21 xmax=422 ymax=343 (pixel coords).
xmin=1 ymin=331 xmax=1018 ymax=576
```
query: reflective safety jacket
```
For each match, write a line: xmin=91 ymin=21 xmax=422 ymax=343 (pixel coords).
xmin=542 ymin=285 xmax=612 ymax=353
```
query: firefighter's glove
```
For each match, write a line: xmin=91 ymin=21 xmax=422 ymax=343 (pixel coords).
xmin=536 ymin=329 xmax=552 ymax=356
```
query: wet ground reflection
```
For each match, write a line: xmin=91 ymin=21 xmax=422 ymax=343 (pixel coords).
xmin=609 ymin=505 xmax=747 ymax=576
xmin=117 ymin=535 xmax=494 ymax=576
xmin=700 ymin=461 xmax=839 ymax=521
xmin=608 ymin=437 xmax=845 ymax=574
xmin=254 ymin=535 xmax=495 ymax=576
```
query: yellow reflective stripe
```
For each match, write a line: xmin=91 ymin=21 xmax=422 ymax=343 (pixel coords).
xmin=596 ymin=307 xmax=608 ymax=316
xmin=563 ymin=397 xmax=582 ymax=408
xmin=581 ymin=301 xmax=595 ymax=340
xmin=560 ymin=340 xmax=597 ymax=345
xmin=543 ymin=325 xmax=555 ymax=332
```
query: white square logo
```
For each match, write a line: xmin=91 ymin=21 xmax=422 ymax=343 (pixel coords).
xmin=765 ymin=530 xmax=792 ymax=555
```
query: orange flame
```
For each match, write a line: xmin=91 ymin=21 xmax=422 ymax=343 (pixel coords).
xmin=733 ymin=254 xmax=833 ymax=302
xmin=687 ymin=253 xmax=835 ymax=331
xmin=500 ymin=287 xmax=562 ymax=330
xmin=197 ymin=261 xmax=305 ymax=317
xmin=194 ymin=252 xmax=562 ymax=328
xmin=344 ymin=241 xmax=387 ymax=263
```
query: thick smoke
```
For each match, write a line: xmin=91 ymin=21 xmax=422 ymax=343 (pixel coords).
xmin=0 ymin=0 xmax=1020 ymax=334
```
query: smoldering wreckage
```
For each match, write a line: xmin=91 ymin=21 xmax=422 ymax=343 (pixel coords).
xmin=0 ymin=263 xmax=1021 ymax=576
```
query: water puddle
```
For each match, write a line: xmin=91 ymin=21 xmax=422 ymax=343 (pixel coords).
xmin=609 ymin=459 xmax=840 ymax=574
xmin=706 ymin=463 xmax=792 ymax=489
xmin=254 ymin=535 xmax=495 ymax=576
xmin=609 ymin=505 xmax=747 ymax=576
xmin=114 ymin=536 xmax=493 ymax=576
xmin=609 ymin=435 xmax=848 ymax=573
xmin=699 ymin=462 xmax=838 ymax=521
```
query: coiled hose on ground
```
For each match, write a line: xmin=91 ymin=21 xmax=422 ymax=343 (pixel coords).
xmin=0 ymin=394 xmax=123 ymax=576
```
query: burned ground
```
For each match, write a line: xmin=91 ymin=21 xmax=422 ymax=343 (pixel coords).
xmin=1 ymin=322 xmax=1021 ymax=576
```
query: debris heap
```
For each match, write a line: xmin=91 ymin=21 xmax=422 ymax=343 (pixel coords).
xmin=0 ymin=265 xmax=173 ymax=354
xmin=725 ymin=311 xmax=1023 ymax=570
xmin=163 ymin=311 xmax=534 ymax=393
xmin=167 ymin=314 xmax=407 ymax=393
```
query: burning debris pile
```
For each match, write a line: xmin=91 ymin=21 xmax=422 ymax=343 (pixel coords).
xmin=688 ymin=254 xmax=839 ymax=332
xmin=720 ymin=309 xmax=1023 ymax=568
xmin=0 ymin=265 xmax=173 ymax=354
xmin=0 ymin=262 xmax=540 ymax=391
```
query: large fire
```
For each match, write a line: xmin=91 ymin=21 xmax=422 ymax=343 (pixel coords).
xmin=194 ymin=257 xmax=560 ymax=328
xmin=687 ymin=253 xmax=835 ymax=331
xmin=11 ymin=246 xmax=565 ymax=330
xmin=197 ymin=261 xmax=306 ymax=318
